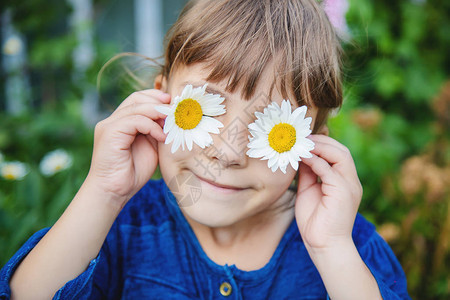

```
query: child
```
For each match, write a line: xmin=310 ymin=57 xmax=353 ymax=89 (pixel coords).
xmin=1 ymin=0 xmax=410 ymax=299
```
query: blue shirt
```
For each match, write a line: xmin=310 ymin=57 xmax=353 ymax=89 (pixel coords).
xmin=0 ymin=179 xmax=410 ymax=299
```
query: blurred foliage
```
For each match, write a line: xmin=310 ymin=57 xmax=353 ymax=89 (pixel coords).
xmin=0 ymin=0 xmax=449 ymax=299
xmin=0 ymin=0 xmax=117 ymax=267
xmin=328 ymin=0 xmax=449 ymax=298
xmin=0 ymin=102 xmax=93 ymax=259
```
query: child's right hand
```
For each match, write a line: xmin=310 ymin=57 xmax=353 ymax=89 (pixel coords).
xmin=9 ymin=90 xmax=170 ymax=299
xmin=86 ymin=89 xmax=170 ymax=209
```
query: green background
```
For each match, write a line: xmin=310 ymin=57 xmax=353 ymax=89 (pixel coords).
xmin=0 ymin=0 xmax=448 ymax=298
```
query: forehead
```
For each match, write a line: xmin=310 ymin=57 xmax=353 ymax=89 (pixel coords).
xmin=167 ymin=63 xmax=298 ymax=110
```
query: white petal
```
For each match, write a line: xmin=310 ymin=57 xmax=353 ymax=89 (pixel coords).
xmin=248 ymin=137 xmax=269 ymax=148
xmin=180 ymin=132 xmax=186 ymax=151
xmin=202 ymin=105 xmax=226 ymax=116
xmin=192 ymin=128 xmax=212 ymax=148
xmin=280 ymin=100 xmax=292 ymax=122
xmin=172 ymin=95 xmax=182 ymax=105
xmin=202 ymin=132 xmax=214 ymax=147
xmin=163 ymin=115 xmax=175 ymax=134
xmin=289 ymin=106 xmax=307 ymax=124
xmin=185 ymin=130 xmax=193 ymax=151
xmin=254 ymin=111 xmax=265 ymax=120
xmin=199 ymin=93 xmax=225 ymax=105
xmin=266 ymin=149 xmax=278 ymax=159
xmin=288 ymin=152 xmax=299 ymax=171
xmin=255 ymin=118 xmax=273 ymax=132
xmin=165 ymin=126 xmax=178 ymax=144
xmin=302 ymin=116 xmax=313 ymax=127
xmin=267 ymin=152 xmax=279 ymax=168
xmin=295 ymin=137 xmax=315 ymax=151
xmin=293 ymin=143 xmax=314 ymax=158
xmin=247 ymin=146 xmax=272 ymax=158
xmin=268 ymin=102 xmax=281 ymax=112
xmin=246 ymin=148 xmax=260 ymax=158
xmin=248 ymin=122 xmax=262 ymax=133
xmin=181 ymin=84 xmax=193 ymax=99
xmin=171 ymin=129 xmax=183 ymax=153
xmin=155 ymin=105 xmax=172 ymax=116
xmin=198 ymin=117 xmax=224 ymax=134
xmin=270 ymin=110 xmax=281 ymax=124
xmin=279 ymin=153 xmax=290 ymax=171
xmin=191 ymin=129 xmax=206 ymax=148
xmin=271 ymin=164 xmax=279 ymax=173
xmin=294 ymin=127 xmax=312 ymax=138
xmin=191 ymin=85 xmax=207 ymax=100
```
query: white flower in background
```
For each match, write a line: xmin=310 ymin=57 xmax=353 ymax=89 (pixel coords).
xmin=39 ymin=149 xmax=73 ymax=176
xmin=156 ymin=84 xmax=226 ymax=153
xmin=1 ymin=161 xmax=29 ymax=180
xmin=247 ymin=100 xmax=315 ymax=174
xmin=2 ymin=36 xmax=23 ymax=56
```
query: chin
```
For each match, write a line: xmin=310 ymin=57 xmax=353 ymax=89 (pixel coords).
xmin=181 ymin=205 xmax=241 ymax=228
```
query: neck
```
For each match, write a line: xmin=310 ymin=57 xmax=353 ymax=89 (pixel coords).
xmin=182 ymin=190 xmax=296 ymax=270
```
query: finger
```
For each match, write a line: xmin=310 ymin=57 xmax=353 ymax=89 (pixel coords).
xmin=110 ymin=102 xmax=170 ymax=122
xmin=116 ymin=89 xmax=171 ymax=110
xmin=308 ymin=141 xmax=363 ymax=202
xmin=295 ymin=182 xmax=322 ymax=221
xmin=297 ymin=161 xmax=317 ymax=193
xmin=300 ymin=154 xmax=342 ymax=186
xmin=110 ymin=114 xmax=167 ymax=146
xmin=309 ymin=140 xmax=358 ymax=178
xmin=131 ymin=134 xmax=159 ymax=181
xmin=308 ymin=134 xmax=348 ymax=152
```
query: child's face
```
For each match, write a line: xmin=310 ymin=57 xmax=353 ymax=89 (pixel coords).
xmin=157 ymin=63 xmax=319 ymax=227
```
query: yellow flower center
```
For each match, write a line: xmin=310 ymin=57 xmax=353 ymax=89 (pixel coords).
xmin=174 ymin=98 xmax=203 ymax=130
xmin=4 ymin=173 xmax=16 ymax=180
xmin=268 ymin=123 xmax=296 ymax=153
xmin=3 ymin=166 xmax=17 ymax=180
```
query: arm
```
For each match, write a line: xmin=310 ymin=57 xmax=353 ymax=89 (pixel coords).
xmin=306 ymin=240 xmax=382 ymax=300
xmin=9 ymin=90 xmax=171 ymax=300
xmin=9 ymin=180 xmax=122 ymax=300
xmin=295 ymin=135 xmax=382 ymax=300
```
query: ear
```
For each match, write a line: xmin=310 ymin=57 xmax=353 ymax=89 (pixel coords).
xmin=154 ymin=74 xmax=168 ymax=92
xmin=316 ymin=124 xmax=329 ymax=136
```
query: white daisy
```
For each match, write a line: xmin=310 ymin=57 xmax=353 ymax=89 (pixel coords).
xmin=2 ymin=36 xmax=23 ymax=56
xmin=1 ymin=161 xmax=29 ymax=180
xmin=246 ymin=100 xmax=315 ymax=174
xmin=39 ymin=149 xmax=73 ymax=176
xmin=156 ymin=84 xmax=226 ymax=153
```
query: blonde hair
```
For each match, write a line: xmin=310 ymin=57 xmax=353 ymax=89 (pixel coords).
xmin=162 ymin=0 xmax=343 ymax=132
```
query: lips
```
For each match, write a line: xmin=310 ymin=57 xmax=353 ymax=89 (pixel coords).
xmin=193 ymin=173 xmax=246 ymax=192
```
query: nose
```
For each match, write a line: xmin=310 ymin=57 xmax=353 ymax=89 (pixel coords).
xmin=204 ymin=114 xmax=249 ymax=168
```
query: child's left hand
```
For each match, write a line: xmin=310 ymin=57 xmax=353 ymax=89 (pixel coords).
xmin=294 ymin=134 xmax=363 ymax=253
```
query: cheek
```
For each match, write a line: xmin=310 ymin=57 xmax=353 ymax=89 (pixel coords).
xmin=157 ymin=142 xmax=196 ymax=176
xmin=157 ymin=143 xmax=185 ymax=180
xmin=250 ymin=159 xmax=296 ymax=193
xmin=157 ymin=143 xmax=171 ymax=179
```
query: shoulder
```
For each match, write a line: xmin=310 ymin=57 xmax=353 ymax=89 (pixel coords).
xmin=115 ymin=178 xmax=172 ymax=227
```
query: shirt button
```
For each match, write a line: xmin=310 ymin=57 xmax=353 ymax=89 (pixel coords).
xmin=219 ymin=281 xmax=232 ymax=296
